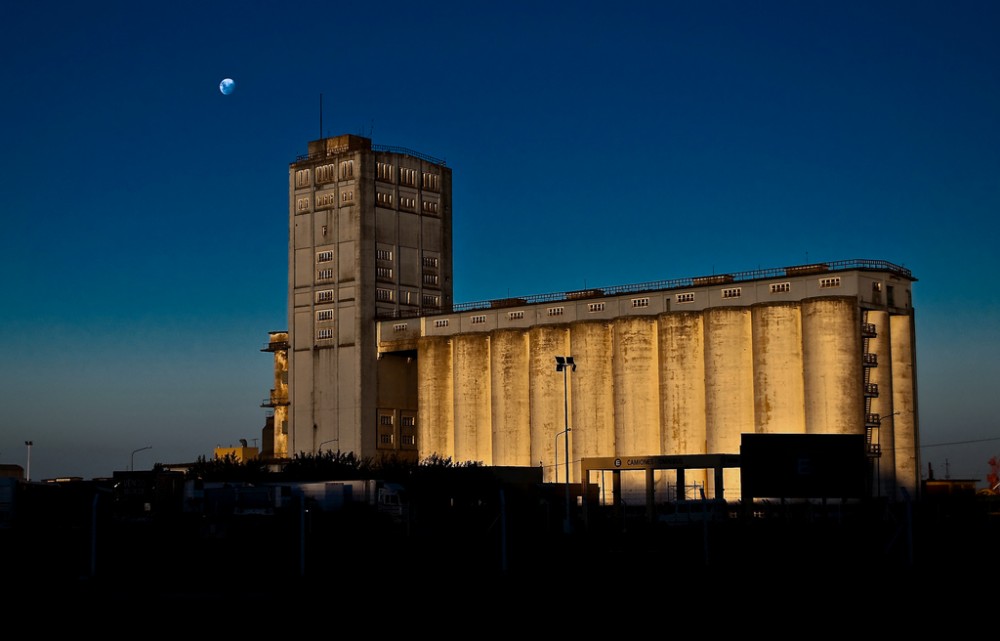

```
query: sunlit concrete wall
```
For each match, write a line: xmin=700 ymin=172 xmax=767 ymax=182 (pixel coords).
xmin=659 ymin=312 xmax=707 ymax=497
xmin=751 ymin=303 xmax=805 ymax=435
xmin=890 ymin=312 xmax=920 ymax=499
xmin=409 ymin=291 xmax=917 ymax=502
xmin=867 ymin=310 xmax=896 ymax=498
xmin=417 ymin=336 xmax=454 ymax=459
xmin=571 ymin=322 xmax=615 ymax=485
xmin=490 ymin=329 xmax=531 ymax=467
xmin=802 ymin=298 xmax=863 ymax=435
xmin=529 ymin=326 xmax=570 ymax=483
xmin=704 ymin=307 xmax=754 ymax=500
xmin=453 ymin=334 xmax=492 ymax=463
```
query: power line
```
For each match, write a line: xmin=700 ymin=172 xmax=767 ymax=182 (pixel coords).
xmin=922 ymin=436 xmax=1000 ymax=449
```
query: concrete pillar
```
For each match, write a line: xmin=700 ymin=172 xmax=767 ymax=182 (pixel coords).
xmin=704 ymin=307 xmax=754 ymax=500
xmin=490 ymin=329 xmax=531 ymax=467
xmin=751 ymin=302 xmax=806 ymax=434
xmin=417 ymin=336 xmax=454 ymax=460
xmin=659 ymin=312 xmax=707 ymax=498
xmin=570 ymin=321 xmax=615 ymax=483
xmin=529 ymin=325 xmax=570 ymax=483
xmin=453 ymin=333 xmax=492 ymax=464
xmin=890 ymin=312 xmax=920 ymax=500
xmin=802 ymin=297 xmax=863 ymax=435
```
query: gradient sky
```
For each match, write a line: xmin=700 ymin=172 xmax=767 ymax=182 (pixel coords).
xmin=3 ymin=1 xmax=999 ymax=485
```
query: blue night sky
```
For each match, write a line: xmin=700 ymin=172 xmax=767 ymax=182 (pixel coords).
xmin=2 ymin=1 xmax=999 ymax=484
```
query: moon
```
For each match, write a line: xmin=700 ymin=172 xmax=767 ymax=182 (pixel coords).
xmin=219 ymin=78 xmax=235 ymax=95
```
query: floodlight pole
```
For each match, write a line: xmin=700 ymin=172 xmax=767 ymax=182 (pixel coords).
xmin=555 ymin=356 xmax=576 ymax=534
xmin=24 ymin=441 xmax=32 ymax=482
xmin=131 ymin=446 xmax=152 ymax=472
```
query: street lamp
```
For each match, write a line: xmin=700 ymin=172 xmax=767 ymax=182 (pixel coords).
xmin=24 ymin=441 xmax=32 ymax=482
xmin=555 ymin=355 xmax=576 ymax=533
xmin=319 ymin=439 xmax=339 ymax=454
xmin=131 ymin=446 xmax=152 ymax=472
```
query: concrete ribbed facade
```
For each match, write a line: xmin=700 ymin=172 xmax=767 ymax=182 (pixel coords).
xmin=380 ymin=263 xmax=920 ymax=502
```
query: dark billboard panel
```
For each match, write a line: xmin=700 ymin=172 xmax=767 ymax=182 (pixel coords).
xmin=740 ymin=433 xmax=867 ymax=500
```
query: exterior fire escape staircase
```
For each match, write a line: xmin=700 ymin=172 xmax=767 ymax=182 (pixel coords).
xmin=862 ymin=312 xmax=880 ymax=459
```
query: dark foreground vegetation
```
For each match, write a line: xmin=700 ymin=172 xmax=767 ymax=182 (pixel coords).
xmin=2 ymin=453 xmax=998 ymax=614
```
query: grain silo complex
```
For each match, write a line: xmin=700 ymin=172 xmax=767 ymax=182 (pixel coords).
xmin=279 ymin=133 xmax=919 ymax=507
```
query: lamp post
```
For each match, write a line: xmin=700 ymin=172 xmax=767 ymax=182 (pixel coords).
xmin=319 ymin=439 xmax=339 ymax=454
xmin=24 ymin=441 xmax=32 ymax=482
xmin=555 ymin=355 xmax=576 ymax=533
xmin=131 ymin=446 xmax=152 ymax=472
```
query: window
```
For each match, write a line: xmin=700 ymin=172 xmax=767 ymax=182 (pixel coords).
xmin=547 ymin=307 xmax=564 ymax=316
xmin=509 ymin=311 xmax=524 ymax=320
xmin=819 ymin=277 xmax=841 ymax=289
xmin=632 ymin=297 xmax=650 ymax=308
xmin=377 ymin=249 xmax=393 ymax=261
xmin=317 ymin=250 xmax=333 ymax=262
xmin=380 ymin=415 xmax=394 ymax=426
xmin=296 ymin=197 xmax=310 ymax=213
xmin=316 ymin=290 xmax=334 ymax=303
xmin=315 ymin=192 xmax=336 ymax=209
xmin=423 ymin=274 xmax=439 ymax=286
xmin=400 ymin=434 xmax=415 ymax=446
xmin=400 ymin=167 xmax=416 ymax=186
xmin=339 ymin=160 xmax=354 ymax=180
xmin=377 ymin=267 xmax=393 ymax=280
xmin=676 ymin=293 xmax=695 ymax=304
xmin=434 ymin=319 xmax=449 ymax=328
xmin=722 ymin=287 xmax=741 ymax=299
xmin=393 ymin=323 xmax=407 ymax=332
xmin=399 ymin=196 xmax=416 ymax=210
xmin=422 ymin=294 xmax=440 ymax=307
xmin=377 ymin=191 xmax=394 ymax=207
xmin=401 ymin=416 xmax=415 ymax=428
xmin=377 ymin=162 xmax=393 ymax=181
xmin=316 ymin=309 xmax=334 ymax=321
xmin=376 ymin=288 xmax=394 ymax=302
xmin=422 ymin=201 xmax=439 ymax=214
xmin=295 ymin=169 xmax=311 ymax=188
xmin=316 ymin=164 xmax=336 ymax=183
xmin=422 ymin=172 xmax=440 ymax=191
xmin=423 ymin=256 xmax=439 ymax=268
xmin=317 ymin=269 xmax=334 ymax=280
xmin=471 ymin=315 xmax=486 ymax=324
xmin=770 ymin=282 xmax=790 ymax=294
xmin=380 ymin=434 xmax=394 ymax=445
xmin=588 ymin=302 xmax=605 ymax=312
xmin=316 ymin=328 xmax=333 ymax=340
xmin=341 ymin=189 xmax=354 ymax=203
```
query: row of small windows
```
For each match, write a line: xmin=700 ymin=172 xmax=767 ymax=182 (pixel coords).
xmin=548 ymin=307 xmax=564 ymax=316
xmin=376 ymin=162 xmax=441 ymax=192
xmin=316 ymin=328 xmax=334 ymax=340
xmin=393 ymin=323 xmax=407 ymax=332
xmin=317 ymin=290 xmax=334 ymax=303
xmin=377 ymin=249 xmax=393 ymax=261
xmin=377 ymin=267 xmax=393 ymax=280
xmin=377 ymin=288 xmax=394 ymax=302
xmin=819 ymin=277 xmax=841 ymax=288
xmin=509 ymin=311 xmax=524 ymax=320
xmin=381 ymin=415 xmax=416 ymax=428
xmin=632 ymin=297 xmax=649 ymax=308
xmin=435 ymin=319 xmax=449 ymax=328
xmin=317 ymin=309 xmax=334 ymax=321
xmin=423 ymin=256 xmax=439 ymax=268
xmin=317 ymin=251 xmax=333 ymax=262
xmin=423 ymin=274 xmax=439 ymax=286
xmin=589 ymin=302 xmax=605 ymax=312
xmin=472 ymin=315 xmax=486 ymax=324
xmin=318 ymin=269 xmax=334 ymax=281
xmin=722 ymin=288 xmax=741 ymax=299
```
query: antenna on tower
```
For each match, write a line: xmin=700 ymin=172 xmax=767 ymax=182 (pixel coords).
xmin=319 ymin=93 xmax=323 ymax=140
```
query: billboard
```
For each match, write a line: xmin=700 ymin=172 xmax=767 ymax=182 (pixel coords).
xmin=740 ymin=433 xmax=867 ymax=500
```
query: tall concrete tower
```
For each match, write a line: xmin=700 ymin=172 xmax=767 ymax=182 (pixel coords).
xmin=287 ymin=134 xmax=452 ymax=461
